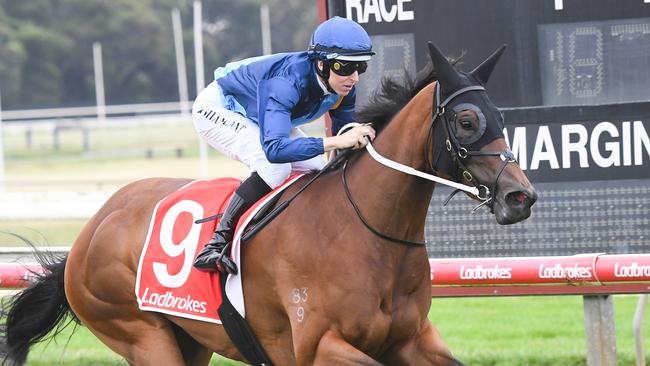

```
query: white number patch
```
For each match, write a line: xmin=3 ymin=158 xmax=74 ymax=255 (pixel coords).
xmin=291 ymin=287 xmax=309 ymax=322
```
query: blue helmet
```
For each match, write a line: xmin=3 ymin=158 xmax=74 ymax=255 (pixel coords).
xmin=308 ymin=16 xmax=374 ymax=61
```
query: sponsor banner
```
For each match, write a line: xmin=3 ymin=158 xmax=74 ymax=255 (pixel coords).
xmin=430 ymin=254 xmax=650 ymax=286
xmin=0 ymin=263 xmax=45 ymax=288
xmin=594 ymin=254 xmax=650 ymax=283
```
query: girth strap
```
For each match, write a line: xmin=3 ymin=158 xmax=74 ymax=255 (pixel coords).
xmin=217 ymin=274 xmax=274 ymax=366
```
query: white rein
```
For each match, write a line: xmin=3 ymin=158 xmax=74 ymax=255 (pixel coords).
xmin=337 ymin=122 xmax=481 ymax=197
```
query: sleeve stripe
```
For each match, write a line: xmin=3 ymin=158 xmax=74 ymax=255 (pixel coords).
xmin=330 ymin=96 xmax=344 ymax=110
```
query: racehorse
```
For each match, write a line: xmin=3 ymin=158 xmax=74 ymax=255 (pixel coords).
xmin=1 ymin=42 xmax=536 ymax=365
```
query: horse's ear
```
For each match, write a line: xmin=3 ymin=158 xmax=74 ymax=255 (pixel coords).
xmin=427 ymin=41 xmax=461 ymax=91
xmin=470 ymin=44 xmax=507 ymax=85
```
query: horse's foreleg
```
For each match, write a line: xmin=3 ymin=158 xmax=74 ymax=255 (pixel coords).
xmin=311 ymin=330 xmax=383 ymax=366
xmin=380 ymin=321 xmax=464 ymax=366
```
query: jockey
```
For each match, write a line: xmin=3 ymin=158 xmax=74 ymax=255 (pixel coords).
xmin=192 ymin=16 xmax=377 ymax=274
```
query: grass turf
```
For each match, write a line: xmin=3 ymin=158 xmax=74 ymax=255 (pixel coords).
xmin=12 ymin=296 xmax=648 ymax=365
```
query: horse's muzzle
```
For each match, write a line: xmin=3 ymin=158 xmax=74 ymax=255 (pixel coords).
xmin=493 ymin=187 xmax=538 ymax=225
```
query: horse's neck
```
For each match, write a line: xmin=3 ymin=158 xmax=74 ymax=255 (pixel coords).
xmin=347 ymin=84 xmax=436 ymax=243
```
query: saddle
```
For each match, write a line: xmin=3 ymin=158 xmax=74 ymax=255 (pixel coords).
xmin=136 ymin=176 xmax=305 ymax=365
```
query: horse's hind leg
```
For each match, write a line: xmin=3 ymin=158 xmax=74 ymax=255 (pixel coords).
xmin=67 ymin=283 xmax=210 ymax=366
xmin=82 ymin=313 xmax=211 ymax=366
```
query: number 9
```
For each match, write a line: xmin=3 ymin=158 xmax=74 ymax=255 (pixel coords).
xmin=153 ymin=199 xmax=204 ymax=288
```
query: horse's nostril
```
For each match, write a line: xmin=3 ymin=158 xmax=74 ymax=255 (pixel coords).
xmin=513 ymin=192 xmax=527 ymax=204
xmin=506 ymin=191 xmax=531 ymax=208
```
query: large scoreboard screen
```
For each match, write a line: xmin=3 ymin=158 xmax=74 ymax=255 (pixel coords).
xmin=326 ymin=0 xmax=650 ymax=108
xmin=322 ymin=0 xmax=650 ymax=258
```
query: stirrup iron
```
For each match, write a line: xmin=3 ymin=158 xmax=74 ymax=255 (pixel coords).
xmin=216 ymin=242 xmax=238 ymax=275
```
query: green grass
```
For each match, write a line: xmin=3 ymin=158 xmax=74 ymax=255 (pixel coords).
xmin=24 ymin=324 xmax=244 ymax=365
xmin=25 ymin=328 xmax=244 ymax=365
xmin=13 ymin=296 xmax=648 ymax=365
xmin=25 ymin=325 xmax=125 ymax=366
xmin=429 ymin=296 xmax=649 ymax=365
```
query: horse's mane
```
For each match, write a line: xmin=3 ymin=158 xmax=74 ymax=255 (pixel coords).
xmin=357 ymin=55 xmax=464 ymax=132
xmin=356 ymin=62 xmax=435 ymax=132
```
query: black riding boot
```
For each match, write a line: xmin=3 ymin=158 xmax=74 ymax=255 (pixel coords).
xmin=193 ymin=172 xmax=272 ymax=274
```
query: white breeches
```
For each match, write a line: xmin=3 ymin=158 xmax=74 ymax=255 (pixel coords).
xmin=192 ymin=81 xmax=326 ymax=188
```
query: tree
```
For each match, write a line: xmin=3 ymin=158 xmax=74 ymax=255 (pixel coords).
xmin=0 ymin=6 xmax=27 ymax=108
xmin=0 ymin=0 xmax=318 ymax=109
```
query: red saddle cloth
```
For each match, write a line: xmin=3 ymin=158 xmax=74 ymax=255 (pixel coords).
xmin=135 ymin=175 xmax=303 ymax=323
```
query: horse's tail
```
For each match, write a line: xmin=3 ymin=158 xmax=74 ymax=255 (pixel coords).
xmin=1 ymin=242 xmax=79 ymax=366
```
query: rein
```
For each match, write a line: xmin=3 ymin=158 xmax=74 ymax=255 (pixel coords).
xmin=341 ymin=159 xmax=427 ymax=247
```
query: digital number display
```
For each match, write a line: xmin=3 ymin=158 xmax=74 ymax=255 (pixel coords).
xmin=538 ymin=18 xmax=650 ymax=106
xmin=355 ymin=33 xmax=416 ymax=105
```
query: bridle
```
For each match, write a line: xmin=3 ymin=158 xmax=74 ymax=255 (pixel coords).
xmin=341 ymin=81 xmax=518 ymax=246
xmin=425 ymin=82 xmax=517 ymax=212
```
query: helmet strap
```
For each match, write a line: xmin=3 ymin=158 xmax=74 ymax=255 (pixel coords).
xmin=315 ymin=60 xmax=335 ymax=94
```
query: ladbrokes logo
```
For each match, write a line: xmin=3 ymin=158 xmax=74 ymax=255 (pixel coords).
xmin=538 ymin=263 xmax=592 ymax=279
xmin=614 ymin=262 xmax=650 ymax=278
xmin=459 ymin=265 xmax=512 ymax=280
xmin=141 ymin=287 xmax=208 ymax=313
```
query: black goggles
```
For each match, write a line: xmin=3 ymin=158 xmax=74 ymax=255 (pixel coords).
xmin=330 ymin=60 xmax=367 ymax=76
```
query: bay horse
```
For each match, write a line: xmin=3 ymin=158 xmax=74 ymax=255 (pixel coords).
xmin=1 ymin=42 xmax=536 ymax=365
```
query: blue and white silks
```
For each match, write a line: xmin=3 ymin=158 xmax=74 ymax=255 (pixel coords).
xmin=213 ymin=52 xmax=356 ymax=163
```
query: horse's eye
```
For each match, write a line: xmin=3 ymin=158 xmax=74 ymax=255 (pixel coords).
xmin=460 ymin=119 xmax=473 ymax=129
